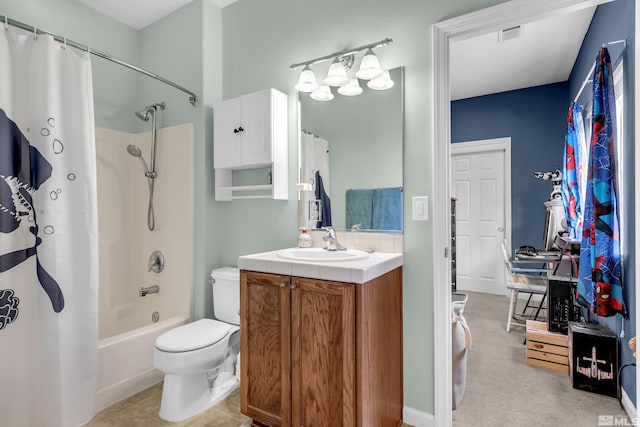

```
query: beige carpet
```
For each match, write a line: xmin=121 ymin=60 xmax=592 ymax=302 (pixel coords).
xmin=452 ymin=291 xmax=632 ymax=427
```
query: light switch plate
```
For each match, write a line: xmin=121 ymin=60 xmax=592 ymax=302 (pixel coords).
xmin=412 ymin=196 xmax=429 ymax=221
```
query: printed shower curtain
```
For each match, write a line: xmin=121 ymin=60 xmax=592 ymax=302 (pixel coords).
xmin=0 ymin=29 xmax=99 ymax=426
xmin=561 ymin=102 xmax=588 ymax=240
xmin=577 ymin=47 xmax=625 ymax=317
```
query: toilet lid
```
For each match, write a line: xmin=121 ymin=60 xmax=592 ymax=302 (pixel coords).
xmin=155 ymin=319 xmax=232 ymax=352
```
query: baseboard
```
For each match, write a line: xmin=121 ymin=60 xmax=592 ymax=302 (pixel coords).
xmin=403 ymin=406 xmax=435 ymax=427
xmin=621 ymin=387 xmax=637 ymax=420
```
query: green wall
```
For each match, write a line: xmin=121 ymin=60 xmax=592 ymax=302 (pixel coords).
xmin=219 ymin=0 xmax=506 ymax=414
xmin=2 ymin=0 xmax=512 ymax=416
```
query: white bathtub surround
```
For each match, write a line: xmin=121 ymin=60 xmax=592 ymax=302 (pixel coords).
xmin=0 ymin=30 xmax=98 ymax=427
xmin=94 ymin=123 xmax=194 ymax=409
xmin=95 ymin=124 xmax=194 ymax=339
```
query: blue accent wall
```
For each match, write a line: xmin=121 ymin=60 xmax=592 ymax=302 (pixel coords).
xmin=451 ymin=82 xmax=569 ymax=249
xmin=569 ymin=0 xmax=636 ymax=403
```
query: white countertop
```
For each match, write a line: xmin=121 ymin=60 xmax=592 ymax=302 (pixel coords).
xmin=238 ymin=248 xmax=403 ymax=284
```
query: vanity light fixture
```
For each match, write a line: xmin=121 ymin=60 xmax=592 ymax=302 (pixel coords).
xmin=291 ymin=38 xmax=393 ymax=101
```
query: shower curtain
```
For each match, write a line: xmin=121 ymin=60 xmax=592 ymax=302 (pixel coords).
xmin=577 ymin=46 xmax=625 ymax=318
xmin=0 ymin=29 xmax=99 ymax=426
xmin=301 ymin=131 xmax=331 ymax=229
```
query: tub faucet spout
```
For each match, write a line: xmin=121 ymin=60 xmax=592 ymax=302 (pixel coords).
xmin=139 ymin=285 xmax=159 ymax=297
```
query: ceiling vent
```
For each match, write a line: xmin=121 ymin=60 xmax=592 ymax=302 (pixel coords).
xmin=498 ymin=25 xmax=522 ymax=43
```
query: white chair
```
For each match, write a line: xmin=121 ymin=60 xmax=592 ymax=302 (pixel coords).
xmin=500 ymin=240 xmax=549 ymax=332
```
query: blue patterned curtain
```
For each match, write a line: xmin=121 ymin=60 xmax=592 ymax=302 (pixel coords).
xmin=577 ymin=47 xmax=625 ymax=317
xmin=562 ymin=102 xmax=587 ymax=240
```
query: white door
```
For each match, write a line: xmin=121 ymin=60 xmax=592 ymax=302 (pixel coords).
xmin=451 ymin=138 xmax=510 ymax=295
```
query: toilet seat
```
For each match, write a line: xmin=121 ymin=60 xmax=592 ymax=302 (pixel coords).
xmin=156 ymin=319 xmax=231 ymax=353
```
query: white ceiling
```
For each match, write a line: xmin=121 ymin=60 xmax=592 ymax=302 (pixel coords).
xmin=76 ymin=1 xmax=596 ymax=100
xmin=77 ymin=0 xmax=238 ymax=30
xmin=450 ymin=6 xmax=596 ymax=100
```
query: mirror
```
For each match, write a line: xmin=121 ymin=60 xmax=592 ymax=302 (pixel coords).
xmin=298 ymin=67 xmax=404 ymax=232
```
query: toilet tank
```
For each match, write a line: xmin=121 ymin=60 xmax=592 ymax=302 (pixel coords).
xmin=211 ymin=267 xmax=240 ymax=325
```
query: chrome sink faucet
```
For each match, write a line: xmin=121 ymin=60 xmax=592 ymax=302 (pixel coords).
xmin=322 ymin=226 xmax=347 ymax=251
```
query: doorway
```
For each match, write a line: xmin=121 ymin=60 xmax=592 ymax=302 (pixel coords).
xmin=451 ymin=138 xmax=511 ymax=295
xmin=431 ymin=1 xmax=630 ymax=426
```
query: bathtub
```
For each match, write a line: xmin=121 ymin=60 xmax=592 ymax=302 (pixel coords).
xmin=95 ymin=316 xmax=188 ymax=412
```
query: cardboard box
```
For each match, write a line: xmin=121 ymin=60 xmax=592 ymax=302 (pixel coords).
xmin=568 ymin=322 xmax=618 ymax=398
xmin=526 ymin=320 xmax=569 ymax=374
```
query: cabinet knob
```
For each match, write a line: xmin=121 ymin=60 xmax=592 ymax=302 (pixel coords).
xmin=290 ymin=283 xmax=297 ymax=290
xmin=233 ymin=128 xmax=239 ymax=134
xmin=238 ymin=126 xmax=244 ymax=132
xmin=280 ymin=282 xmax=286 ymax=288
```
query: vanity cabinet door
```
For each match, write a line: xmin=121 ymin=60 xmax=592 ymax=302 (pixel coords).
xmin=240 ymin=271 xmax=292 ymax=427
xmin=290 ymin=277 xmax=356 ymax=427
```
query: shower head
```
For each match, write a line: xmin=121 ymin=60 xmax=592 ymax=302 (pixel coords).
xmin=126 ymin=144 xmax=142 ymax=157
xmin=135 ymin=110 xmax=150 ymax=122
xmin=126 ymin=144 xmax=150 ymax=175
xmin=135 ymin=102 xmax=166 ymax=122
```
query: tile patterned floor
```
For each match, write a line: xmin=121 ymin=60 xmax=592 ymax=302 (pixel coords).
xmin=86 ymin=382 xmax=414 ymax=426
xmin=84 ymin=382 xmax=251 ymax=426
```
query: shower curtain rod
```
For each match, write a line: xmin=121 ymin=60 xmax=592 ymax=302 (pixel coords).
xmin=573 ymin=39 xmax=626 ymax=104
xmin=1 ymin=15 xmax=198 ymax=106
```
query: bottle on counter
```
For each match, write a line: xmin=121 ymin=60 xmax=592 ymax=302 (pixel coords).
xmin=297 ymin=227 xmax=312 ymax=248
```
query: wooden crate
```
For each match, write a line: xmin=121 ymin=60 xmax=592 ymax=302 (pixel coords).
xmin=526 ymin=320 xmax=569 ymax=374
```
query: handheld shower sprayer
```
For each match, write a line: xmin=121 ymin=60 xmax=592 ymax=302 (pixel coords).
xmin=128 ymin=101 xmax=166 ymax=231
xmin=126 ymin=144 xmax=153 ymax=177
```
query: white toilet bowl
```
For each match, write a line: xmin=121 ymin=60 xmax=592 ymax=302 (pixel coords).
xmin=153 ymin=267 xmax=240 ymax=422
xmin=154 ymin=319 xmax=239 ymax=422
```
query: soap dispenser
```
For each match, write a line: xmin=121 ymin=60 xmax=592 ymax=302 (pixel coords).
xmin=297 ymin=227 xmax=312 ymax=248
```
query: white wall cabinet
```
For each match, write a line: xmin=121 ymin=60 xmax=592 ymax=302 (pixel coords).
xmin=213 ymin=88 xmax=288 ymax=201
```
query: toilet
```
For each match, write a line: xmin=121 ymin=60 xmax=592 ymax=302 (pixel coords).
xmin=153 ymin=267 xmax=240 ymax=422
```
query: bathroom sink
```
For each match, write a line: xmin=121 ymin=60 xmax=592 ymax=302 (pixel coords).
xmin=277 ymin=247 xmax=369 ymax=262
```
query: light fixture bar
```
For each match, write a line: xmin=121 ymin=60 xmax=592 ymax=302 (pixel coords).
xmin=290 ymin=38 xmax=393 ymax=70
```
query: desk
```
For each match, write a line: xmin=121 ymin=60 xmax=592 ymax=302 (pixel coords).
xmin=513 ymin=253 xmax=578 ymax=320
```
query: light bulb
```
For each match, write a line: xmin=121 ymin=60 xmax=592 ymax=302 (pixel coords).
xmin=310 ymin=85 xmax=334 ymax=101
xmin=355 ymin=49 xmax=384 ymax=80
xmin=295 ymin=65 xmax=319 ymax=92
xmin=323 ymin=57 xmax=349 ymax=87
xmin=338 ymin=78 xmax=363 ymax=96
xmin=367 ymin=70 xmax=395 ymax=90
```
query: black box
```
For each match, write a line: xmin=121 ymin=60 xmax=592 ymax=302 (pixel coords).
xmin=548 ymin=276 xmax=579 ymax=334
xmin=568 ymin=322 xmax=618 ymax=398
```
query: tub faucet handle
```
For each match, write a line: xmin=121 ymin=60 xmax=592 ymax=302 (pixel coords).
xmin=148 ymin=250 xmax=164 ymax=273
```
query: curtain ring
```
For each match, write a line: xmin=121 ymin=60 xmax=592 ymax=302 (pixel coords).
xmin=33 ymin=26 xmax=38 ymax=40
xmin=61 ymin=37 xmax=67 ymax=50
xmin=4 ymin=16 xmax=8 ymax=31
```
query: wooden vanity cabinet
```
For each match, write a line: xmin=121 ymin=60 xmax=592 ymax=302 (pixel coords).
xmin=240 ymin=268 xmax=403 ymax=427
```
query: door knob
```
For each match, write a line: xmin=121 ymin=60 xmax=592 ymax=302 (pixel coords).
xmin=498 ymin=226 xmax=504 ymax=232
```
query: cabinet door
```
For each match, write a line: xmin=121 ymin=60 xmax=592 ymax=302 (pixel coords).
xmin=214 ymin=96 xmax=243 ymax=169
xmin=242 ymin=89 xmax=273 ymax=167
xmin=241 ymin=271 xmax=292 ymax=426
xmin=291 ymin=277 xmax=356 ymax=427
